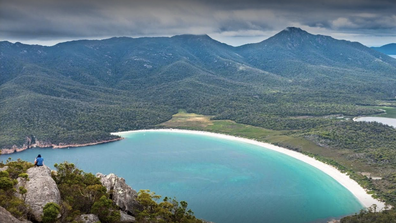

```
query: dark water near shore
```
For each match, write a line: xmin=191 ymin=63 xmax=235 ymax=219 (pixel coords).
xmin=0 ymin=131 xmax=363 ymax=223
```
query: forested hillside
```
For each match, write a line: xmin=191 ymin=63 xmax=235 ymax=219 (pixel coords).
xmin=1 ymin=27 xmax=396 ymax=149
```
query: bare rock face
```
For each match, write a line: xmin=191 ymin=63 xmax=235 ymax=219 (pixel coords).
xmin=75 ymin=214 xmax=100 ymax=223
xmin=96 ymin=173 xmax=141 ymax=216
xmin=0 ymin=165 xmax=8 ymax=171
xmin=119 ymin=211 xmax=136 ymax=223
xmin=0 ymin=206 xmax=32 ymax=223
xmin=16 ymin=166 xmax=61 ymax=222
xmin=327 ymin=220 xmax=341 ymax=223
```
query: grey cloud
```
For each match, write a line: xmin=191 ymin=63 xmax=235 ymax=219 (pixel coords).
xmin=331 ymin=15 xmax=396 ymax=30
xmin=0 ymin=0 xmax=395 ymax=46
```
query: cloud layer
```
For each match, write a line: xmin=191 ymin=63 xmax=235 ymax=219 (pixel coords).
xmin=1 ymin=0 xmax=395 ymax=46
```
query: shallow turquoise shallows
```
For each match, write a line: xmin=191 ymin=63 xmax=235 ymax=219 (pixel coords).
xmin=0 ymin=131 xmax=363 ymax=223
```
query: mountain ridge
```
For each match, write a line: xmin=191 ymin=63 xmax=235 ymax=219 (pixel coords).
xmin=0 ymin=26 xmax=392 ymax=53
xmin=372 ymin=43 xmax=396 ymax=55
xmin=2 ymin=27 xmax=396 ymax=222
xmin=1 ymin=27 xmax=396 ymax=149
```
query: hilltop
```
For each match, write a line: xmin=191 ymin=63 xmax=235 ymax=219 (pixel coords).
xmin=372 ymin=43 xmax=396 ymax=55
xmin=1 ymin=27 xmax=396 ymax=150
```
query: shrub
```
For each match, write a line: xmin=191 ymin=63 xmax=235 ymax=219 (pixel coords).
xmin=52 ymin=162 xmax=109 ymax=220
xmin=42 ymin=202 xmax=61 ymax=223
xmin=0 ymin=177 xmax=13 ymax=190
xmin=136 ymin=189 xmax=203 ymax=223
xmin=91 ymin=195 xmax=120 ymax=223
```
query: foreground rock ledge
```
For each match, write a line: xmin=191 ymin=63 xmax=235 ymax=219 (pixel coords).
xmin=16 ymin=166 xmax=61 ymax=222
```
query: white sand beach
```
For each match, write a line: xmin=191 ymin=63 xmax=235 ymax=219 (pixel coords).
xmin=111 ymin=128 xmax=386 ymax=210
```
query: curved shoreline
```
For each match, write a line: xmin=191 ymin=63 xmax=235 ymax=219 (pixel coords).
xmin=111 ymin=128 xmax=386 ymax=210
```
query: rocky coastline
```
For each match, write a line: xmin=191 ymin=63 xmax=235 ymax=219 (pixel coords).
xmin=0 ymin=137 xmax=124 ymax=155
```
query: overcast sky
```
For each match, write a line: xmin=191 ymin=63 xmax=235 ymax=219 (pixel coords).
xmin=0 ymin=0 xmax=395 ymax=46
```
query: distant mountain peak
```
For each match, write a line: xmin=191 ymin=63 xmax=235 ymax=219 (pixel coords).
xmin=171 ymin=34 xmax=212 ymax=40
xmin=258 ymin=27 xmax=316 ymax=46
xmin=277 ymin=27 xmax=311 ymax=37
xmin=171 ymin=34 xmax=226 ymax=46
xmin=283 ymin=27 xmax=305 ymax=32
xmin=0 ymin=40 xmax=12 ymax=44
xmin=372 ymin=43 xmax=396 ymax=55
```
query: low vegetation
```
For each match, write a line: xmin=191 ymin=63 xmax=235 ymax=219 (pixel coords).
xmin=136 ymin=190 xmax=204 ymax=223
xmin=341 ymin=206 xmax=396 ymax=223
xmin=0 ymin=159 xmax=33 ymax=219
xmin=51 ymin=162 xmax=121 ymax=222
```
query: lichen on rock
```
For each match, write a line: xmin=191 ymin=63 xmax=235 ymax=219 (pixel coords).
xmin=0 ymin=206 xmax=32 ymax=223
xmin=96 ymin=173 xmax=141 ymax=216
xmin=16 ymin=166 xmax=61 ymax=222
xmin=75 ymin=214 xmax=100 ymax=223
xmin=119 ymin=211 xmax=136 ymax=222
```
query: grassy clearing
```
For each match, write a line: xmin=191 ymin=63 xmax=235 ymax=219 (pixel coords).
xmin=161 ymin=110 xmax=213 ymax=128
xmin=373 ymin=106 xmax=396 ymax=118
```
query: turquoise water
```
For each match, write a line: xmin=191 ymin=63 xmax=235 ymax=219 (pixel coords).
xmin=355 ymin=117 xmax=396 ymax=128
xmin=0 ymin=131 xmax=363 ymax=223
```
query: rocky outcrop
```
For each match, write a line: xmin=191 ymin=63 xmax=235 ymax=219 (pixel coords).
xmin=0 ymin=206 xmax=32 ymax=223
xmin=1 ymin=140 xmax=52 ymax=154
xmin=120 ymin=211 xmax=136 ymax=223
xmin=1 ymin=138 xmax=122 ymax=154
xmin=1 ymin=145 xmax=30 ymax=154
xmin=0 ymin=165 xmax=8 ymax=171
xmin=96 ymin=173 xmax=141 ymax=216
xmin=16 ymin=166 xmax=61 ymax=222
xmin=75 ymin=214 xmax=100 ymax=223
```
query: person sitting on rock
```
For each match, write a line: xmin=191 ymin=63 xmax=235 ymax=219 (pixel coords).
xmin=34 ymin=154 xmax=44 ymax=167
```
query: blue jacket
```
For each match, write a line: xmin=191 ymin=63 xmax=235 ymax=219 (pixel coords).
xmin=36 ymin=157 xmax=44 ymax=166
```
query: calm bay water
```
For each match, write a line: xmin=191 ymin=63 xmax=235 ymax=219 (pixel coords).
xmin=0 ymin=131 xmax=363 ymax=223
xmin=355 ymin=117 xmax=396 ymax=128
